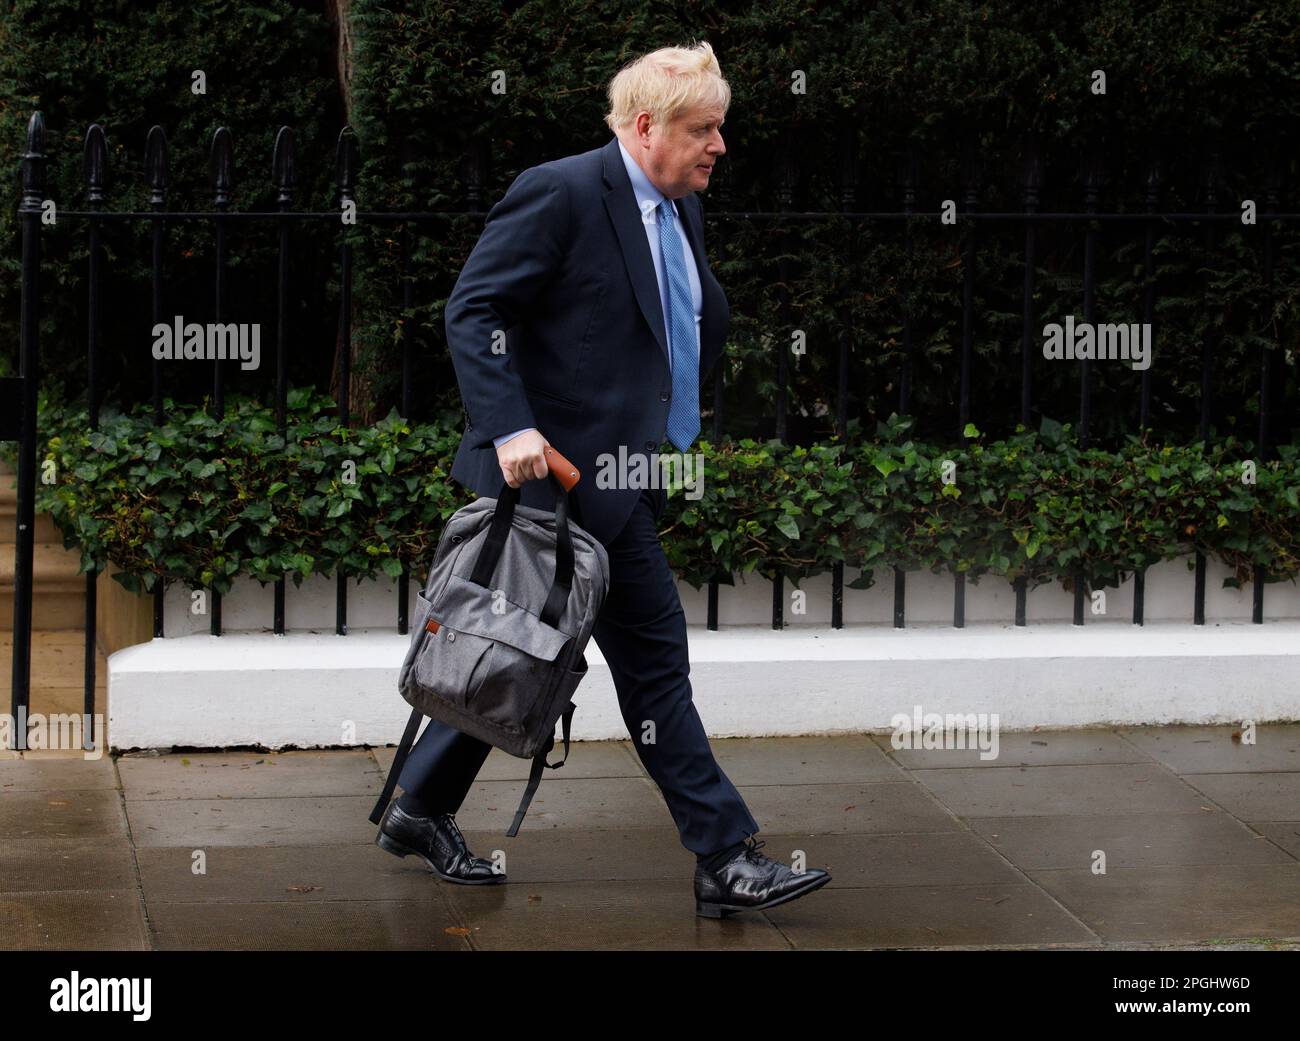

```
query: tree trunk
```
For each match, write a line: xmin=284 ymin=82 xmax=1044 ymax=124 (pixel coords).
xmin=323 ymin=0 xmax=378 ymax=424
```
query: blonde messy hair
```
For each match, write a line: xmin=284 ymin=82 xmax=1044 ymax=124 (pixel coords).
xmin=604 ymin=40 xmax=731 ymax=134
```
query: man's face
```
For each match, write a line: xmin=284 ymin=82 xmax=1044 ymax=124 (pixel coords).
xmin=627 ymin=103 xmax=726 ymax=199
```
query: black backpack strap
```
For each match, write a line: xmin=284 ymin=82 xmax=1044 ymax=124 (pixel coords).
xmin=507 ymin=750 xmax=548 ymax=838
xmin=369 ymin=707 xmax=424 ymax=825
xmin=469 ymin=483 xmax=520 ymax=588
xmin=549 ymin=700 xmax=576 ymax=768
xmin=505 ymin=702 xmax=577 ymax=837
xmin=539 ymin=489 xmax=575 ymax=629
xmin=470 ymin=474 xmax=575 ymax=631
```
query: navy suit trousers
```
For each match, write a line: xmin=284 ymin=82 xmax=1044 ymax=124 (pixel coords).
xmin=396 ymin=484 xmax=760 ymax=856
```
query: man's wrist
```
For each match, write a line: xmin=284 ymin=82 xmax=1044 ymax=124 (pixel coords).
xmin=492 ymin=426 xmax=537 ymax=449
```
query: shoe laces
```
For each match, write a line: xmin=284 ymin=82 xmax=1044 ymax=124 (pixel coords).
xmin=743 ymin=837 xmax=769 ymax=863
xmin=439 ymin=812 xmax=467 ymax=851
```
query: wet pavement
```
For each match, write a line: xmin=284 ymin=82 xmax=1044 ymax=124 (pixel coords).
xmin=1 ymin=726 xmax=1297 ymax=950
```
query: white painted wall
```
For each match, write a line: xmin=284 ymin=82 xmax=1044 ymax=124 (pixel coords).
xmin=108 ymin=620 xmax=1300 ymax=751
xmin=105 ymin=552 xmax=1300 ymax=750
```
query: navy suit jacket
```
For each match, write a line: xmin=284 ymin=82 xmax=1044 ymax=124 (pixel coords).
xmin=444 ymin=136 xmax=730 ymax=546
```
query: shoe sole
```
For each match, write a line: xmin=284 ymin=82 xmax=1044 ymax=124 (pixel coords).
xmin=375 ymin=830 xmax=506 ymax=885
xmin=696 ymin=872 xmax=832 ymax=919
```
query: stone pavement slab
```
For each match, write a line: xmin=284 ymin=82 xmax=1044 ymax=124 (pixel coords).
xmin=968 ymin=811 xmax=1294 ymax=869
xmin=0 ymin=754 xmax=118 ymax=791
xmin=737 ymin=780 xmax=962 ymax=834
xmin=764 ymin=883 xmax=1096 ymax=948
xmin=1177 ymin=772 xmax=1300 ymax=820
xmin=711 ymin=735 xmax=905 ymax=783
xmin=1117 ymin=724 xmax=1300 ymax=773
xmin=0 ymin=728 xmax=1296 ymax=950
xmin=872 ymin=729 xmax=1152 ymax=768
xmin=783 ymin=830 xmax=1029 ymax=888
xmin=0 ymin=890 xmax=149 ymax=950
xmin=1254 ymin=821 xmax=1300 ymax=858
xmin=117 ymin=749 xmax=384 ymax=799
xmin=448 ymin=827 xmax=693 ymax=884
xmin=438 ymin=879 xmax=791 ymax=950
xmin=1024 ymin=864 xmax=1300 ymax=944
xmin=125 ymin=795 xmax=381 ymax=847
xmin=912 ymin=763 xmax=1215 ymax=817
xmin=0 ymin=788 xmax=127 ymax=843
xmin=135 ymin=843 xmax=466 ymax=903
xmin=147 ymin=897 xmax=470 ymax=950
xmin=2 ymin=838 xmax=138 ymax=893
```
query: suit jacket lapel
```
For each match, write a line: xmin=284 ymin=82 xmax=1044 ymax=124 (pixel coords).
xmin=601 ymin=138 xmax=726 ymax=384
xmin=602 ymin=139 xmax=669 ymax=370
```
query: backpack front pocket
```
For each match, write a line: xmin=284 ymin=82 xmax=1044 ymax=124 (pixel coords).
xmin=412 ymin=623 xmax=495 ymax=710
xmin=427 ymin=573 xmax=573 ymax=735
xmin=468 ymin=647 xmax=554 ymax=733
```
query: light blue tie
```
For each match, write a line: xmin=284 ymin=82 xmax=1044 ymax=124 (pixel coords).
xmin=657 ymin=200 xmax=700 ymax=452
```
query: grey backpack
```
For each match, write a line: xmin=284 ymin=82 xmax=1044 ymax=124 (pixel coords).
xmin=370 ymin=467 xmax=610 ymax=836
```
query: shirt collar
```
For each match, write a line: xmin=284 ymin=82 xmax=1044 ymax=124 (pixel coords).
xmin=617 ymin=137 xmax=678 ymax=226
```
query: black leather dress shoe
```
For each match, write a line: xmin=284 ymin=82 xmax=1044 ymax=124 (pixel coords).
xmin=375 ymin=802 xmax=505 ymax=884
xmin=694 ymin=838 xmax=830 ymax=918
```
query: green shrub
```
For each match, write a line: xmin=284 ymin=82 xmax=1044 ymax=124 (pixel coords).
xmin=16 ymin=392 xmax=1299 ymax=599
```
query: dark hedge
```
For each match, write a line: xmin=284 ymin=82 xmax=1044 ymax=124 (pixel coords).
xmin=4 ymin=1 xmax=1300 ymax=452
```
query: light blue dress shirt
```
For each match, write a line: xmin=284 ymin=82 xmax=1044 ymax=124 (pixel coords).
xmin=493 ymin=137 xmax=703 ymax=450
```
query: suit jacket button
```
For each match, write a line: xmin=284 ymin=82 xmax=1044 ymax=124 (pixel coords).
xmin=659 ymin=391 xmax=669 ymax=402
xmin=644 ymin=440 xmax=655 ymax=451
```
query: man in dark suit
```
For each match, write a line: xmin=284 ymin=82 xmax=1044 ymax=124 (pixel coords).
xmin=376 ymin=41 xmax=830 ymax=918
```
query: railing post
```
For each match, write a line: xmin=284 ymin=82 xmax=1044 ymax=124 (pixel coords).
xmin=335 ymin=126 xmax=360 ymax=636
xmin=1075 ymin=146 xmax=1105 ymax=625
xmin=1015 ymin=132 xmax=1043 ymax=627
xmin=9 ymin=112 xmax=45 ymax=735
xmin=1253 ymin=152 xmax=1283 ymax=624
xmin=209 ymin=126 xmax=235 ymax=637
xmin=831 ymin=121 xmax=858 ymax=631
xmin=397 ymin=132 xmax=413 ymax=636
xmin=145 ymin=124 xmax=169 ymax=636
xmin=1133 ymin=150 xmax=1163 ymax=627
xmin=82 ymin=123 xmax=108 ymax=751
xmin=893 ymin=146 xmax=918 ymax=629
xmin=704 ymin=144 xmax=733 ymax=632
xmin=771 ymin=128 xmax=796 ymax=630
xmin=1193 ymin=152 xmax=1221 ymax=626
xmin=273 ymin=125 xmax=296 ymax=636
xmin=954 ymin=133 xmax=981 ymax=629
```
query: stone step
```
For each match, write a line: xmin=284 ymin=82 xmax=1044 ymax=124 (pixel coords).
xmin=0 ymin=630 xmax=109 ymax=750
xmin=0 ymin=457 xmax=93 ymax=629
xmin=0 ymin=459 xmax=62 ymax=544
xmin=0 ymin=541 xmax=90 ymax=631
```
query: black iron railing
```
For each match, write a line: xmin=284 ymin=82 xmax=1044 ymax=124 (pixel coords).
xmin=7 ymin=112 xmax=1299 ymax=745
